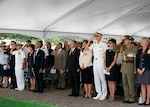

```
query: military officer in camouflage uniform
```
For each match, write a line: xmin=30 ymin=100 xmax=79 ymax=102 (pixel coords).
xmin=120 ymin=35 xmax=138 ymax=103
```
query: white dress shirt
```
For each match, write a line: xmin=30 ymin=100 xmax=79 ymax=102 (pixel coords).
xmin=89 ymin=41 xmax=108 ymax=59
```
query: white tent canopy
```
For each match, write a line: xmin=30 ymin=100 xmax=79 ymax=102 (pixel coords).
xmin=0 ymin=0 xmax=150 ymax=39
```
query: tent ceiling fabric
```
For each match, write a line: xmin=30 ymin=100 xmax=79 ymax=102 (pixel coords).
xmin=0 ymin=0 xmax=150 ymax=39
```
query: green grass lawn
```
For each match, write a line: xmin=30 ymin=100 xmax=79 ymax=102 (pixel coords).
xmin=0 ymin=97 xmax=59 ymax=107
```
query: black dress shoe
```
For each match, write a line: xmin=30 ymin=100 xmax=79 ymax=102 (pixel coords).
xmin=10 ymin=87 xmax=15 ymax=89
xmin=39 ymin=91 xmax=43 ymax=93
xmin=33 ymin=90 xmax=38 ymax=92
xmin=38 ymin=89 xmax=43 ymax=93
xmin=122 ymin=100 xmax=129 ymax=103
xmin=138 ymin=102 xmax=145 ymax=105
xmin=128 ymin=101 xmax=134 ymax=103
xmin=74 ymin=94 xmax=79 ymax=97
xmin=68 ymin=94 xmax=74 ymax=96
xmin=44 ymin=86 xmax=47 ymax=88
xmin=144 ymin=103 xmax=150 ymax=106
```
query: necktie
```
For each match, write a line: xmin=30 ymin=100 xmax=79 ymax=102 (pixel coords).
xmin=69 ymin=49 xmax=72 ymax=55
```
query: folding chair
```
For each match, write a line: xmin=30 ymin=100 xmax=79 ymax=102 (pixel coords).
xmin=45 ymin=68 xmax=57 ymax=88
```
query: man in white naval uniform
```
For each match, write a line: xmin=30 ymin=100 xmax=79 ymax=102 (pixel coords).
xmin=87 ymin=32 xmax=108 ymax=100
xmin=12 ymin=43 xmax=26 ymax=91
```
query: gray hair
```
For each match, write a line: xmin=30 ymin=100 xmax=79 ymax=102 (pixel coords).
xmin=142 ymin=37 xmax=150 ymax=44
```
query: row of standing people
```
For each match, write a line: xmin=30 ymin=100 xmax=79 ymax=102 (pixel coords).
xmin=77 ymin=33 xmax=150 ymax=105
xmin=0 ymin=41 xmax=45 ymax=93
xmin=0 ymin=34 xmax=150 ymax=105
xmin=0 ymin=39 xmax=77 ymax=93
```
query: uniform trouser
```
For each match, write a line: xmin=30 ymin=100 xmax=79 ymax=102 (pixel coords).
xmin=35 ymin=69 xmax=44 ymax=92
xmin=69 ymin=70 xmax=80 ymax=95
xmin=57 ymin=70 xmax=65 ymax=88
xmin=93 ymin=59 xmax=107 ymax=97
xmin=122 ymin=73 xmax=135 ymax=102
xmin=15 ymin=65 xmax=25 ymax=90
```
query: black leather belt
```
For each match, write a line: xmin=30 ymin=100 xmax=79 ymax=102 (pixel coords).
xmin=123 ymin=60 xmax=134 ymax=63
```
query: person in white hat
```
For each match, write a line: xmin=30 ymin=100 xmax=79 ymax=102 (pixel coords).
xmin=12 ymin=43 xmax=26 ymax=91
xmin=86 ymin=32 xmax=108 ymax=100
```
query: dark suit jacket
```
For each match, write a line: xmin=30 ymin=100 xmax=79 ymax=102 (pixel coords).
xmin=136 ymin=48 xmax=150 ymax=70
xmin=48 ymin=48 xmax=54 ymax=67
xmin=34 ymin=49 xmax=45 ymax=70
xmin=67 ymin=48 xmax=80 ymax=71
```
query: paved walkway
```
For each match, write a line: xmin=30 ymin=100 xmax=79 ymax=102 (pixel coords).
xmin=0 ymin=87 xmax=142 ymax=107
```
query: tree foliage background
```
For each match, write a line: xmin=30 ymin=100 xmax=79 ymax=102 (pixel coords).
xmin=0 ymin=33 xmax=85 ymax=45
xmin=0 ymin=33 xmax=40 ymax=43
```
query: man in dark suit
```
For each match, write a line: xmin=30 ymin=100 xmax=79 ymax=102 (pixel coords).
xmin=33 ymin=41 xmax=45 ymax=93
xmin=67 ymin=40 xmax=80 ymax=97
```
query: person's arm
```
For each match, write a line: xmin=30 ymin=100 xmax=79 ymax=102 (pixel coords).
xmin=104 ymin=51 xmax=107 ymax=69
xmin=136 ymin=49 xmax=146 ymax=75
xmin=26 ymin=61 xmax=29 ymax=70
xmin=104 ymin=50 xmax=111 ymax=72
xmin=76 ymin=49 xmax=80 ymax=72
xmin=79 ymin=51 xmax=84 ymax=70
xmin=5 ymin=57 xmax=9 ymax=70
xmin=108 ymin=52 xmax=118 ymax=70
xmin=22 ymin=58 xmax=25 ymax=70
xmin=24 ymin=56 xmax=28 ymax=70
xmin=136 ymin=49 xmax=142 ymax=74
xmin=22 ymin=51 xmax=26 ymax=70
xmin=26 ymin=54 xmax=29 ymax=70
xmin=103 ymin=43 xmax=108 ymax=54
xmin=39 ymin=50 xmax=45 ymax=73
xmin=133 ymin=47 xmax=138 ymax=74
xmin=4 ymin=53 xmax=9 ymax=70
xmin=65 ymin=50 xmax=70 ymax=72
xmin=62 ymin=50 xmax=66 ymax=70
xmin=85 ymin=35 xmax=95 ymax=50
xmin=144 ymin=53 xmax=150 ymax=70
